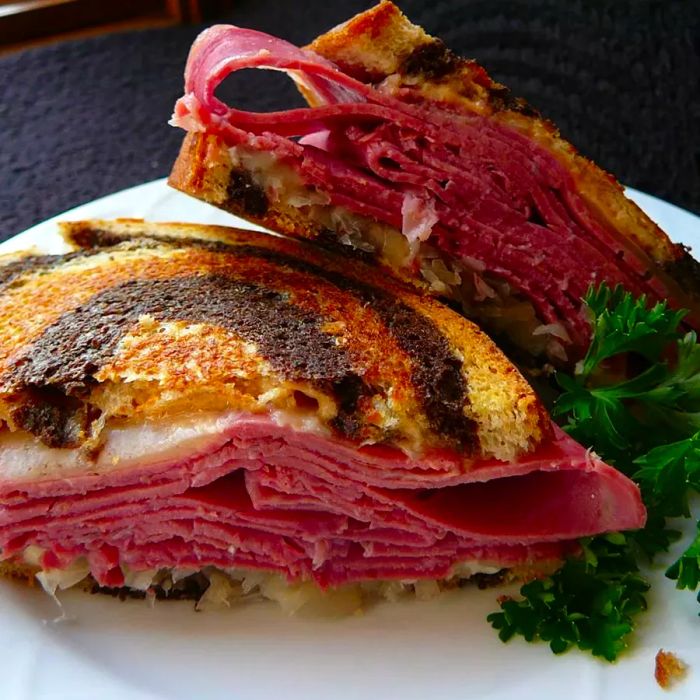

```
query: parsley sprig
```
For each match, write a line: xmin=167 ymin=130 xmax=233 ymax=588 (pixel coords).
xmin=579 ymin=284 xmax=686 ymax=378
xmin=666 ymin=521 xmax=700 ymax=599
xmin=634 ymin=433 xmax=700 ymax=518
xmin=488 ymin=284 xmax=700 ymax=661
xmin=487 ymin=535 xmax=649 ymax=661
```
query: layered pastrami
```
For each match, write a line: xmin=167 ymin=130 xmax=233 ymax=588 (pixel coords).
xmin=171 ymin=25 xmax=697 ymax=362
xmin=0 ymin=413 xmax=645 ymax=589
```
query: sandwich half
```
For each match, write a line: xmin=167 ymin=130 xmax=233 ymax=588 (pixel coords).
xmin=169 ymin=1 xmax=700 ymax=366
xmin=0 ymin=219 xmax=644 ymax=608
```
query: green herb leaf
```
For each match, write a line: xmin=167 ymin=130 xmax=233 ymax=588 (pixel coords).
xmin=554 ymin=286 xmax=700 ymax=462
xmin=487 ymin=537 xmax=649 ymax=662
xmin=578 ymin=284 xmax=686 ymax=379
xmin=628 ymin=512 xmax=681 ymax=561
xmin=633 ymin=433 xmax=700 ymax=518
xmin=666 ymin=522 xmax=700 ymax=596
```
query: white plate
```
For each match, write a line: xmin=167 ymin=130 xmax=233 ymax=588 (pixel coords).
xmin=1 ymin=180 xmax=699 ymax=700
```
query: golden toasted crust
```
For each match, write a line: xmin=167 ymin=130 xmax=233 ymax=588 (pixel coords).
xmin=305 ymin=0 xmax=432 ymax=86
xmin=0 ymin=220 xmax=549 ymax=460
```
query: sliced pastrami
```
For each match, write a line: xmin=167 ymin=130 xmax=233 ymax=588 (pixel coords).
xmin=0 ymin=413 xmax=644 ymax=588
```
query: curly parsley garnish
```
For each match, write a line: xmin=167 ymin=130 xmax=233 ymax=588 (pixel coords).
xmin=488 ymin=284 xmax=700 ymax=661
xmin=487 ymin=535 xmax=649 ymax=661
xmin=666 ymin=521 xmax=700 ymax=599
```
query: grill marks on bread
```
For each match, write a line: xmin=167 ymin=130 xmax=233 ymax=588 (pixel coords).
xmin=251 ymin=247 xmax=477 ymax=445
xmin=5 ymin=275 xmax=365 ymax=447
xmin=0 ymin=225 xmax=479 ymax=451
xmin=9 ymin=276 xmax=356 ymax=395
xmin=400 ymin=40 xmax=459 ymax=80
xmin=65 ymin=224 xmax=478 ymax=447
xmin=0 ymin=251 xmax=94 ymax=291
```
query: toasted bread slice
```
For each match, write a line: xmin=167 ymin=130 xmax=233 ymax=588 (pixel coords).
xmin=0 ymin=219 xmax=549 ymax=461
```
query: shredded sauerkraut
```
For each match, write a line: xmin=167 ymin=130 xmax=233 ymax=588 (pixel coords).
xmin=229 ymin=143 xmax=569 ymax=362
xmin=23 ymin=545 xmax=509 ymax=617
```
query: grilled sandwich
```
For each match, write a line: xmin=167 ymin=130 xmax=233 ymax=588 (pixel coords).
xmin=0 ymin=219 xmax=643 ymax=607
xmin=169 ymin=1 xmax=700 ymax=366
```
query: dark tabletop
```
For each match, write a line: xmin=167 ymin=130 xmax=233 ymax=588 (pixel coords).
xmin=1 ymin=0 xmax=699 ymax=241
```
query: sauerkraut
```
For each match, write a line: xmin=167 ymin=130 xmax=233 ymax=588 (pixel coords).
xmin=23 ymin=546 xmax=510 ymax=617
xmin=229 ymin=143 xmax=569 ymax=363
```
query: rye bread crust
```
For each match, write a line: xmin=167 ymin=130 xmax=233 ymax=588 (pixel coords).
xmin=0 ymin=219 xmax=550 ymax=460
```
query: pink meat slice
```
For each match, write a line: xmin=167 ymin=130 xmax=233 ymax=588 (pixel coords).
xmin=0 ymin=414 xmax=644 ymax=588
xmin=171 ymin=26 xmax=690 ymax=358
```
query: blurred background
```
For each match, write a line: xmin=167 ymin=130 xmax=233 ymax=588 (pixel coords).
xmin=1 ymin=0 xmax=698 ymax=240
